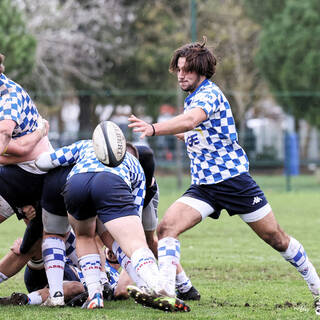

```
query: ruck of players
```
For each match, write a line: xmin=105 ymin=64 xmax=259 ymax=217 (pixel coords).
xmin=0 ymin=36 xmax=320 ymax=317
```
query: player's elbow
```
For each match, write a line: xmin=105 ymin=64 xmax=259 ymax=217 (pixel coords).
xmin=14 ymin=140 xmax=31 ymax=156
xmin=183 ymin=116 xmax=201 ymax=131
xmin=0 ymin=131 xmax=12 ymax=153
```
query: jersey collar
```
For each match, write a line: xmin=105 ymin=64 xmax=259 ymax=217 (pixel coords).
xmin=185 ymin=78 xmax=210 ymax=105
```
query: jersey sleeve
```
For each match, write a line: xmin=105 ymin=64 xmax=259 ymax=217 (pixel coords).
xmin=132 ymin=178 xmax=146 ymax=217
xmin=50 ymin=141 xmax=84 ymax=166
xmin=0 ymin=95 xmax=21 ymax=123
xmin=193 ymin=89 xmax=221 ymax=118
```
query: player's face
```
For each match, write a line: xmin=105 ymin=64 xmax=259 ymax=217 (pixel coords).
xmin=177 ymin=57 xmax=201 ymax=93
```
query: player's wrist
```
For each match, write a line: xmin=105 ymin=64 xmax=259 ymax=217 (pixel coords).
xmin=150 ymin=123 xmax=156 ymax=136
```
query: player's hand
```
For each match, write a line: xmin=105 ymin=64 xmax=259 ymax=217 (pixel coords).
xmin=175 ymin=133 xmax=185 ymax=141
xmin=128 ymin=115 xmax=154 ymax=139
xmin=10 ymin=238 xmax=22 ymax=255
xmin=22 ymin=205 xmax=36 ymax=220
xmin=37 ymin=116 xmax=49 ymax=138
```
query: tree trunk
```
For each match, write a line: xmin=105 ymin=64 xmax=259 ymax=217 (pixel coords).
xmin=78 ymin=94 xmax=92 ymax=139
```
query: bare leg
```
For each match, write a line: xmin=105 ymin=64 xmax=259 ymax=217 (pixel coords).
xmin=247 ymin=211 xmax=320 ymax=296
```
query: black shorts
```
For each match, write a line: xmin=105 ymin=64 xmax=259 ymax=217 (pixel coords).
xmin=41 ymin=166 xmax=73 ymax=216
xmin=24 ymin=263 xmax=80 ymax=293
xmin=0 ymin=165 xmax=44 ymax=217
xmin=183 ymin=172 xmax=268 ymax=219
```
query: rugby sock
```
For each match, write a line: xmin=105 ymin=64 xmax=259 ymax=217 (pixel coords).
xmin=27 ymin=291 xmax=42 ymax=305
xmin=100 ymin=270 xmax=109 ymax=285
xmin=42 ymin=237 xmax=66 ymax=298
xmin=0 ymin=272 xmax=8 ymax=283
xmin=79 ymin=254 xmax=102 ymax=299
xmin=280 ymin=236 xmax=320 ymax=295
xmin=131 ymin=247 xmax=164 ymax=294
xmin=112 ymin=241 xmax=147 ymax=288
xmin=176 ymin=270 xmax=192 ymax=293
xmin=158 ymin=237 xmax=180 ymax=297
xmin=65 ymin=231 xmax=79 ymax=268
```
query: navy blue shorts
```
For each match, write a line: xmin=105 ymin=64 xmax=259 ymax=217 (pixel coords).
xmin=0 ymin=165 xmax=44 ymax=216
xmin=64 ymin=172 xmax=139 ymax=223
xmin=183 ymin=172 xmax=268 ymax=219
xmin=24 ymin=263 xmax=80 ymax=293
xmin=41 ymin=166 xmax=73 ymax=216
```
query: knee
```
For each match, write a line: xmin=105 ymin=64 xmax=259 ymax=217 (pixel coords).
xmin=261 ymin=229 xmax=289 ymax=251
xmin=157 ymin=220 xmax=175 ymax=239
xmin=65 ymin=282 xmax=85 ymax=298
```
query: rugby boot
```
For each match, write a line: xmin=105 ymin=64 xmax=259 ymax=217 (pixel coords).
xmin=65 ymin=291 xmax=88 ymax=307
xmin=0 ymin=292 xmax=29 ymax=306
xmin=314 ymin=294 xmax=320 ymax=316
xmin=81 ymin=292 xmax=104 ymax=309
xmin=127 ymin=285 xmax=190 ymax=312
xmin=102 ymin=282 xmax=114 ymax=301
xmin=177 ymin=286 xmax=201 ymax=301
xmin=41 ymin=291 xmax=64 ymax=307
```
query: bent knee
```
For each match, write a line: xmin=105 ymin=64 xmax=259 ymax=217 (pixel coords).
xmin=157 ymin=221 xmax=178 ymax=239
xmin=261 ymin=230 xmax=289 ymax=251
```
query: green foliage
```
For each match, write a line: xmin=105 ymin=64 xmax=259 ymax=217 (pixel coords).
xmin=105 ymin=0 xmax=189 ymax=120
xmin=0 ymin=0 xmax=36 ymax=82
xmin=241 ymin=0 xmax=286 ymax=24
xmin=244 ymin=0 xmax=320 ymax=127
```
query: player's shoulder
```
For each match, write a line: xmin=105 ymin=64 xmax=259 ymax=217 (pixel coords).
xmin=124 ymin=151 xmax=141 ymax=167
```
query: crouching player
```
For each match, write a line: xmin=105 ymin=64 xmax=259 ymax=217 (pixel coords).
xmin=36 ymin=136 xmax=190 ymax=312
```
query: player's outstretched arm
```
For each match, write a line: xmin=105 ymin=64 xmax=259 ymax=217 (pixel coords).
xmin=128 ymin=108 xmax=207 ymax=139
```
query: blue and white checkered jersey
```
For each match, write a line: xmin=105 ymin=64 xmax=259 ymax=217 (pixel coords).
xmin=0 ymin=74 xmax=40 ymax=138
xmin=184 ymin=79 xmax=249 ymax=184
xmin=49 ymin=140 xmax=146 ymax=214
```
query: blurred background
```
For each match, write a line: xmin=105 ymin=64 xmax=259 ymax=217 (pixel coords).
xmin=1 ymin=0 xmax=320 ymax=186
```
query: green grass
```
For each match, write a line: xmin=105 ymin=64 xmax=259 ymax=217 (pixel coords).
xmin=1 ymin=174 xmax=320 ymax=319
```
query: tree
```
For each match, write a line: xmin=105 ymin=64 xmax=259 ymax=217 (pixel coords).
xmin=13 ymin=0 xmax=185 ymax=136
xmin=196 ymin=0 xmax=265 ymax=143
xmin=0 ymin=0 xmax=36 ymax=81
xmin=105 ymin=0 xmax=189 ymax=119
xmin=243 ymin=0 xmax=320 ymax=129
xmin=241 ymin=0 xmax=286 ymax=24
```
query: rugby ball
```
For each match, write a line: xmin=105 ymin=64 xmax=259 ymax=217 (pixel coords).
xmin=92 ymin=121 xmax=126 ymax=167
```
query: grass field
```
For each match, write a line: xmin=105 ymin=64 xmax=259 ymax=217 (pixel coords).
xmin=0 ymin=174 xmax=320 ymax=319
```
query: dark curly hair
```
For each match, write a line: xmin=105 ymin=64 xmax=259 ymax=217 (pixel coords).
xmin=169 ymin=36 xmax=216 ymax=79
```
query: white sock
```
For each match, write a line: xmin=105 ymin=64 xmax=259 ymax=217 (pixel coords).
xmin=176 ymin=270 xmax=192 ymax=293
xmin=0 ymin=272 xmax=8 ymax=283
xmin=100 ymin=270 xmax=109 ymax=285
xmin=131 ymin=247 xmax=164 ymax=295
xmin=280 ymin=236 xmax=320 ymax=295
xmin=158 ymin=237 xmax=180 ymax=297
xmin=79 ymin=254 xmax=102 ymax=299
xmin=27 ymin=291 xmax=42 ymax=305
xmin=42 ymin=237 xmax=66 ymax=298
xmin=112 ymin=241 xmax=147 ymax=288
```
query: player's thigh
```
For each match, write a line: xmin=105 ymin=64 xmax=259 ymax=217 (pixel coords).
xmin=247 ymin=210 xmax=280 ymax=235
xmin=246 ymin=210 xmax=289 ymax=249
xmin=104 ymin=215 xmax=146 ymax=257
xmin=157 ymin=201 xmax=202 ymax=238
